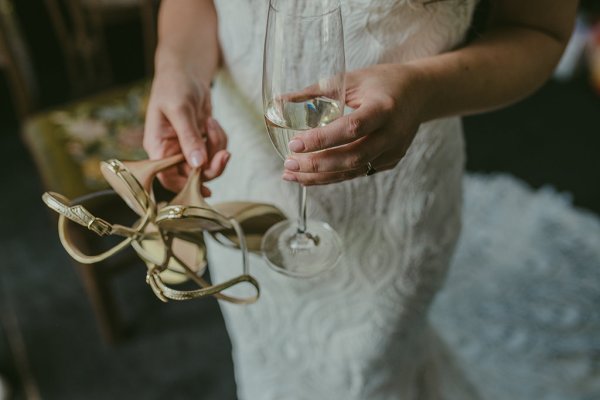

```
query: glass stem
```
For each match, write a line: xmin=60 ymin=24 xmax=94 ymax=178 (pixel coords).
xmin=297 ymin=184 xmax=307 ymax=234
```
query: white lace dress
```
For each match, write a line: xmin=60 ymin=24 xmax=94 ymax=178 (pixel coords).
xmin=206 ymin=1 xmax=480 ymax=398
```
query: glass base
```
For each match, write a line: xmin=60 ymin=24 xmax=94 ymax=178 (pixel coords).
xmin=261 ymin=219 xmax=342 ymax=278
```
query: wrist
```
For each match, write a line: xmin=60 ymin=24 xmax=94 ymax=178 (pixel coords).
xmin=394 ymin=62 xmax=435 ymax=124
xmin=154 ymin=43 xmax=215 ymax=87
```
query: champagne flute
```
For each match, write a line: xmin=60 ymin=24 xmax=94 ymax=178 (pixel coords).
xmin=261 ymin=0 xmax=345 ymax=277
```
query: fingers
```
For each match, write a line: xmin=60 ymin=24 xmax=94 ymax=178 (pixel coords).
xmin=284 ymin=132 xmax=386 ymax=174
xmin=143 ymin=106 xmax=173 ymax=158
xmin=200 ymin=185 xmax=212 ymax=197
xmin=144 ymin=112 xmax=186 ymax=192
xmin=282 ymin=168 xmax=365 ymax=186
xmin=288 ymin=101 xmax=387 ymax=153
xmin=156 ymin=169 xmax=188 ymax=193
xmin=143 ymin=74 xmax=220 ymax=193
xmin=143 ymin=113 xmax=230 ymax=191
xmin=206 ymin=118 xmax=228 ymax=157
xmin=282 ymin=140 xmax=406 ymax=186
xmin=203 ymin=149 xmax=231 ymax=181
xmin=279 ymin=83 xmax=322 ymax=102
xmin=282 ymin=156 xmax=397 ymax=186
xmin=203 ymin=117 xmax=229 ymax=180
xmin=168 ymin=105 xmax=208 ymax=168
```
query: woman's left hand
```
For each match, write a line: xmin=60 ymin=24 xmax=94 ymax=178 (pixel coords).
xmin=282 ymin=64 xmax=427 ymax=185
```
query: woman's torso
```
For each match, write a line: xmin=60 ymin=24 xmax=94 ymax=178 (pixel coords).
xmin=206 ymin=3 xmax=480 ymax=398
xmin=209 ymin=0 xmax=478 ymax=227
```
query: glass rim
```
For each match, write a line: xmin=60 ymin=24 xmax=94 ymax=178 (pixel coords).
xmin=268 ymin=0 xmax=341 ymax=19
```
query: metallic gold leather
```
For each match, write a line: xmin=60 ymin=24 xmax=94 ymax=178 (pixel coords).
xmin=43 ymin=192 xmax=113 ymax=236
xmin=42 ymin=156 xmax=283 ymax=304
xmin=101 ymin=159 xmax=151 ymax=217
xmin=156 ymin=205 xmax=232 ymax=233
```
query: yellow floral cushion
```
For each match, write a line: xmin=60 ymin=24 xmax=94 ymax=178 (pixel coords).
xmin=23 ymin=81 xmax=150 ymax=199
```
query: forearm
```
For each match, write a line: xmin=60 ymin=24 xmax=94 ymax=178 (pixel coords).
xmin=155 ymin=0 xmax=221 ymax=85
xmin=411 ymin=1 xmax=578 ymax=121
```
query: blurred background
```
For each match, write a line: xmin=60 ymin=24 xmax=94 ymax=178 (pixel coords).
xmin=0 ymin=0 xmax=599 ymax=399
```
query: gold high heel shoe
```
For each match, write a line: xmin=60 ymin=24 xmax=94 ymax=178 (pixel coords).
xmin=99 ymin=153 xmax=184 ymax=216
xmin=43 ymin=156 xmax=286 ymax=304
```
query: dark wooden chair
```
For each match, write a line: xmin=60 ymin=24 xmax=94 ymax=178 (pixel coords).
xmin=0 ymin=0 xmax=157 ymax=344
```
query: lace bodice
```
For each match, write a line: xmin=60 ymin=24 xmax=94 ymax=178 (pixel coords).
xmin=215 ymin=0 xmax=477 ymax=107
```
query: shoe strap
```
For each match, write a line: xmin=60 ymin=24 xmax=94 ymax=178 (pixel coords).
xmin=146 ymin=269 xmax=260 ymax=304
xmin=43 ymin=192 xmax=114 ymax=236
xmin=57 ymin=215 xmax=135 ymax=264
xmin=43 ymin=192 xmax=152 ymax=264
xmin=134 ymin=218 xmax=258 ymax=304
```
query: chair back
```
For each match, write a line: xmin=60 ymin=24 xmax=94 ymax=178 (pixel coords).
xmin=0 ymin=0 xmax=39 ymax=118
xmin=44 ymin=0 xmax=114 ymax=97
xmin=0 ymin=0 xmax=156 ymax=121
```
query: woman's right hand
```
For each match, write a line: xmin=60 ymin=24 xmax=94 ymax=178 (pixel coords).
xmin=143 ymin=63 xmax=230 ymax=194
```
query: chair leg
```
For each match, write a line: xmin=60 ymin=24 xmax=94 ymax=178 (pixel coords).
xmin=74 ymin=262 xmax=122 ymax=345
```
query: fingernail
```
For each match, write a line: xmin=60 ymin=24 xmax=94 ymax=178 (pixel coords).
xmin=223 ymin=152 xmax=231 ymax=164
xmin=282 ymin=173 xmax=297 ymax=182
xmin=288 ymin=139 xmax=304 ymax=153
xmin=284 ymin=159 xmax=300 ymax=171
xmin=190 ymin=150 xmax=205 ymax=168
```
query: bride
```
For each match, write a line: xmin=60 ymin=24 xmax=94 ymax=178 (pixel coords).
xmin=142 ymin=0 xmax=577 ymax=398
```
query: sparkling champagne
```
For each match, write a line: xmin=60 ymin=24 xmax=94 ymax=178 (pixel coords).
xmin=264 ymin=97 xmax=342 ymax=159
